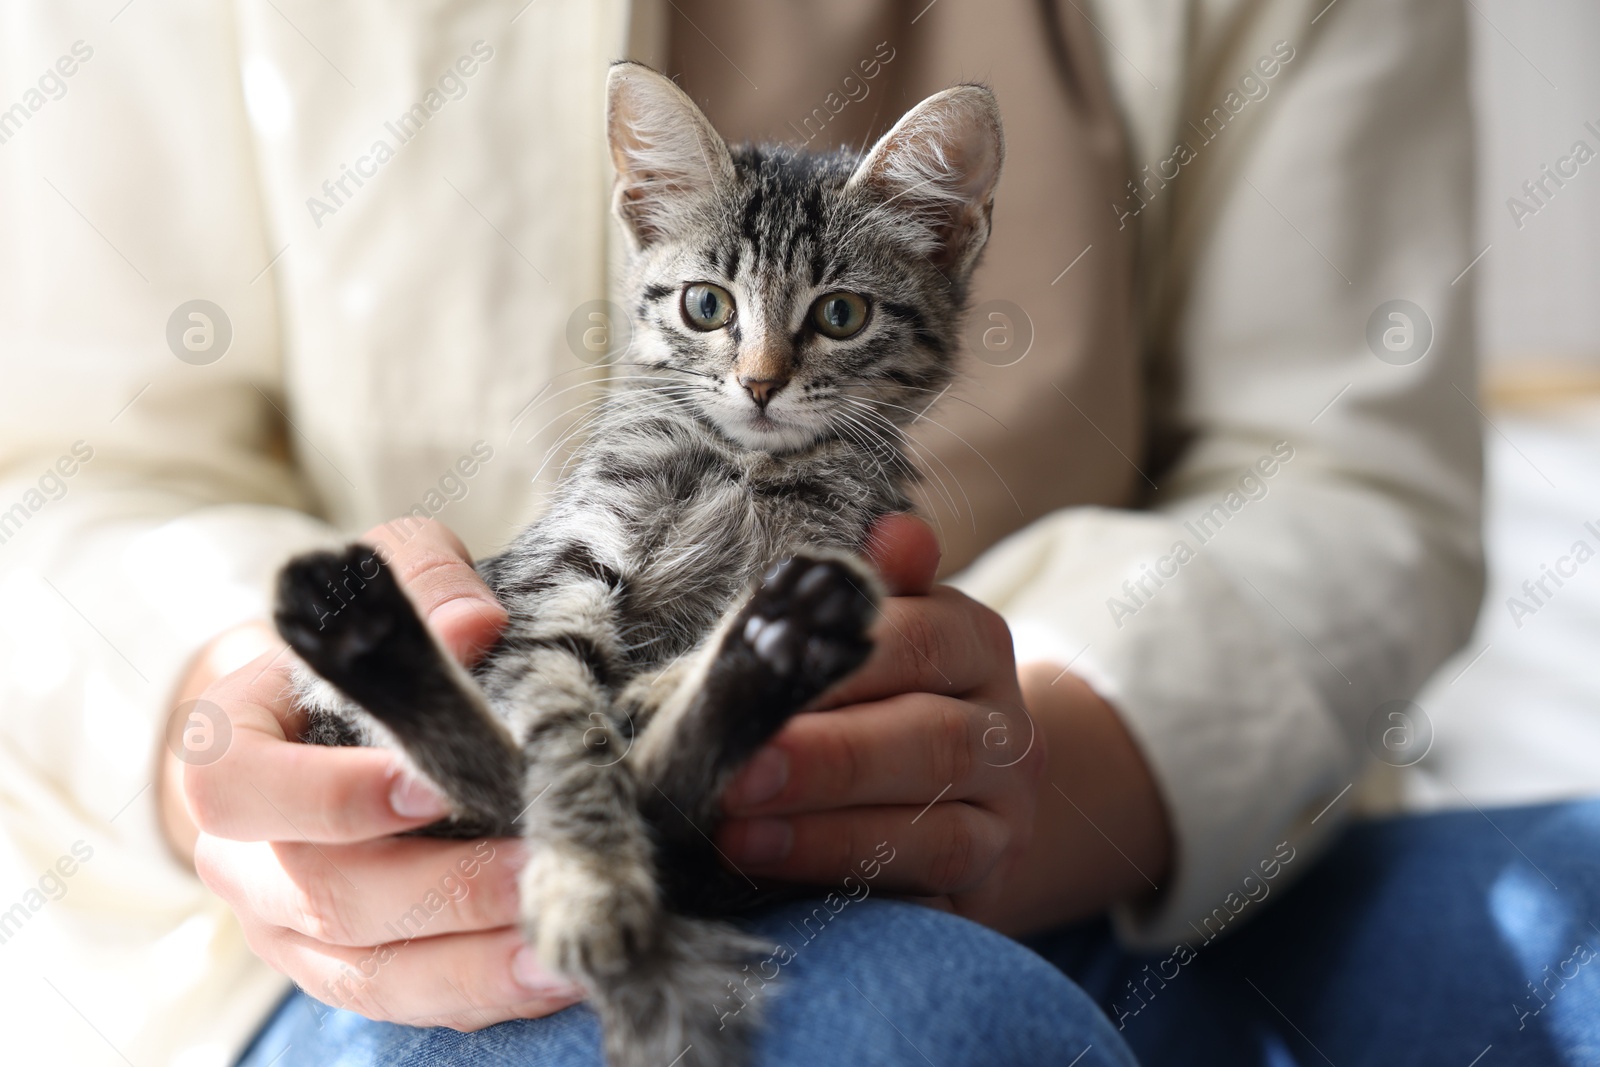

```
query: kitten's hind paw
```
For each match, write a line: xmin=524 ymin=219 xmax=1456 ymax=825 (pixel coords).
xmin=704 ymin=554 xmax=878 ymax=756
xmin=274 ymin=544 xmax=404 ymax=677
xmin=637 ymin=553 xmax=879 ymax=847
xmin=737 ymin=555 xmax=877 ymax=690
xmin=274 ymin=543 xmax=526 ymax=828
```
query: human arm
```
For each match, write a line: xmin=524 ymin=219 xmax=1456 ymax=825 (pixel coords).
xmin=720 ymin=0 xmax=1482 ymax=944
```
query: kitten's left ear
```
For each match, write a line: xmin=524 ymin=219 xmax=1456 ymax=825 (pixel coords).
xmin=847 ymin=85 xmax=1004 ymax=277
xmin=607 ymin=62 xmax=735 ymax=248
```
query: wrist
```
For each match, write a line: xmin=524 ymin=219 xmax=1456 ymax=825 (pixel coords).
xmin=993 ymin=661 xmax=1174 ymax=935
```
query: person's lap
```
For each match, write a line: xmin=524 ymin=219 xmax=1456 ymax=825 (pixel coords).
xmin=236 ymin=896 xmax=1138 ymax=1067
xmin=1036 ymin=797 xmax=1600 ymax=1067
xmin=237 ymin=798 xmax=1600 ymax=1067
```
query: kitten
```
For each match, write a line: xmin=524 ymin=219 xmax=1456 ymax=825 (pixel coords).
xmin=273 ymin=62 xmax=1003 ymax=1067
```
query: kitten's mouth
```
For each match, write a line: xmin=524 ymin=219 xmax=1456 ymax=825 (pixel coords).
xmin=704 ymin=399 xmax=825 ymax=454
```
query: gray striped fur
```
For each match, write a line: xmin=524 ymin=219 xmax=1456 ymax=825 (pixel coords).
xmin=275 ymin=63 xmax=1003 ymax=1067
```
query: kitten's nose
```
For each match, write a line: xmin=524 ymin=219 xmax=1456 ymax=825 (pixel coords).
xmin=740 ymin=375 xmax=787 ymax=409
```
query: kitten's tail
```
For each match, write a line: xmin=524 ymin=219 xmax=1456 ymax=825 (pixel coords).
xmin=590 ymin=914 xmax=772 ymax=1067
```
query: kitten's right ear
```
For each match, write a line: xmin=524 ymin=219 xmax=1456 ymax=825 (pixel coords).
xmin=606 ymin=62 xmax=734 ymax=247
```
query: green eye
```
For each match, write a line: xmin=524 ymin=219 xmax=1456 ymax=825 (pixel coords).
xmin=812 ymin=292 xmax=870 ymax=339
xmin=682 ymin=283 xmax=735 ymax=331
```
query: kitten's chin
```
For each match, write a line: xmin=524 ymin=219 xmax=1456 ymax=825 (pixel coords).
xmin=710 ymin=409 xmax=826 ymax=454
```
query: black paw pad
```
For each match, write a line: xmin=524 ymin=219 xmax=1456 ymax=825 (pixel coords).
xmin=274 ymin=544 xmax=410 ymax=673
xmin=739 ymin=556 xmax=875 ymax=683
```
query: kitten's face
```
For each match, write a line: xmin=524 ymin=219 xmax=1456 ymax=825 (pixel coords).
xmin=607 ymin=65 xmax=1004 ymax=454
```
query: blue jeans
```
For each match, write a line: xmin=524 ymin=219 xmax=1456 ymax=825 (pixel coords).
xmin=238 ymin=896 xmax=1138 ymax=1067
xmin=238 ymin=800 xmax=1600 ymax=1066
xmin=1033 ymin=798 xmax=1600 ymax=1066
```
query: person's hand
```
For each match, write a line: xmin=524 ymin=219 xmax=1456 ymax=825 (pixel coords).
xmin=716 ymin=514 xmax=1047 ymax=925
xmin=158 ymin=519 xmax=585 ymax=1029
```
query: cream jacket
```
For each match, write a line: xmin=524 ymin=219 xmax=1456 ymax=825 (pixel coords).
xmin=0 ymin=1 xmax=1480 ymax=1064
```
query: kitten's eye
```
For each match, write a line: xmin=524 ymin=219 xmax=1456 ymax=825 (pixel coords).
xmin=812 ymin=292 xmax=870 ymax=339
xmin=681 ymin=283 xmax=735 ymax=331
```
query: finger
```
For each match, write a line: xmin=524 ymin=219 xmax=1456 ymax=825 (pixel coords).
xmin=363 ymin=518 xmax=507 ymax=665
xmin=863 ymin=513 xmax=940 ymax=596
xmin=183 ymin=652 xmax=451 ymax=843
xmin=724 ymin=694 xmax=1012 ymax=816
xmin=816 ymin=587 xmax=1014 ymax=709
xmin=717 ymin=802 xmax=1009 ymax=897
xmin=194 ymin=835 xmax=524 ymax=947
xmin=252 ymin=921 xmax=584 ymax=1030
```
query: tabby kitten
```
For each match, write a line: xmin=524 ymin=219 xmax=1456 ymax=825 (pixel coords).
xmin=273 ymin=62 xmax=1003 ymax=1067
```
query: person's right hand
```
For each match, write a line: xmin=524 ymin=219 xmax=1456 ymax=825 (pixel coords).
xmin=161 ymin=519 xmax=585 ymax=1030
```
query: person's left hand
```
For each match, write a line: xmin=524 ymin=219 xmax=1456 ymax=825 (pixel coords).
xmin=716 ymin=514 xmax=1045 ymax=925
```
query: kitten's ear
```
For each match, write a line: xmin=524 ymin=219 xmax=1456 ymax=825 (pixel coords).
xmin=606 ymin=62 xmax=735 ymax=247
xmin=847 ymin=85 xmax=1004 ymax=277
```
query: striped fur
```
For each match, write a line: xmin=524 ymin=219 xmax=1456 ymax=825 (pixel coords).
xmin=274 ymin=63 xmax=1003 ymax=1067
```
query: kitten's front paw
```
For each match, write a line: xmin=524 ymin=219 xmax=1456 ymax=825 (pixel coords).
xmin=521 ymin=851 xmax=660 ymax=979
xmin=736 ymin=555 xmax=876 ymax=689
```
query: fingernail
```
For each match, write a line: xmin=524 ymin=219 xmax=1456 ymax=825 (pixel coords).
xmin=512 ymin=946 xmax=584 ymax=998
xmin=390 ymin=772 xmax=451 ymax=819
xmin=726 ymin=747 xmax=788 ymax=809
xmin=730 ymin=818 xmax=793 ymax=865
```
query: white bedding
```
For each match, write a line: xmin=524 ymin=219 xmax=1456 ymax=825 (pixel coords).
xmin=1400 ymin=399 xmax=1600 ymax=811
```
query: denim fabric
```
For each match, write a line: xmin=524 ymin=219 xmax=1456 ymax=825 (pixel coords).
xmin=239 ymin=800 xmax=1600 ymax=1067
xmin=1034 ymin=799 xmax=1600 ymax=1067
xmin=237 ymin=897 xmax=1138 ymax=1067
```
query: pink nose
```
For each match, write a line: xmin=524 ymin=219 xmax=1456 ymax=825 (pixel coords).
xmin=740 ymin=376 xmax=786 ymax=409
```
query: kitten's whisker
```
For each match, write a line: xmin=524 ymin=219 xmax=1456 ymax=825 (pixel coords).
xmin=540 ymin=386 xmax=701 ymax=470
xmin=835 ymin=400 xmax=971 ymax=533
xmin=550 ymin=388 xmax=704 ymax=481
xmin=834 ymin=409 xmax=955 ymax=544
xmin=830 ymin=406 xmax=956 ymax=540
xmin=530 ymin=389 xmax=698 ymax=485
xmin=840 ymin=395 xmax=1023 ymax=518
xmin=839 ymin=396 xmax=975 ymax=528
xmin=607 ymin=360 xmax=723 ymax=383
xmin=841 ymin=398 xmax=973 ymax=521
xmin=518 ymin=375 xmax=695 ymax=446
xmin=844 ymin=380 xmax=1011 ymax=434
xmin=506 ymin=362 xmax=709 ymax=438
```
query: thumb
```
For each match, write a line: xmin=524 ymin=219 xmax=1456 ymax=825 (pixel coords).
xmin=863 ymin=513 xmax=941 ymax=596
xmin=362 ymin=518 xmax=508 ymax=665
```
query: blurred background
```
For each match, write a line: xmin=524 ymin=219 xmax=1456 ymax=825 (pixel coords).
xmin=1401 ymin=0 xmax=1600 ymax=808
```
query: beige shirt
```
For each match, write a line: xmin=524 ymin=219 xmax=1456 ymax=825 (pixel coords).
xmin=0 ymin=1 xmax=1480 ymax=1064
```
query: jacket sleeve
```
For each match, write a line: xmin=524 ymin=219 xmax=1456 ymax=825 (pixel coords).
xmin=0 ymin=7 xmax=333 ymax=1057
xmin=953 ymin=0 xmax=1483 ymax=947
